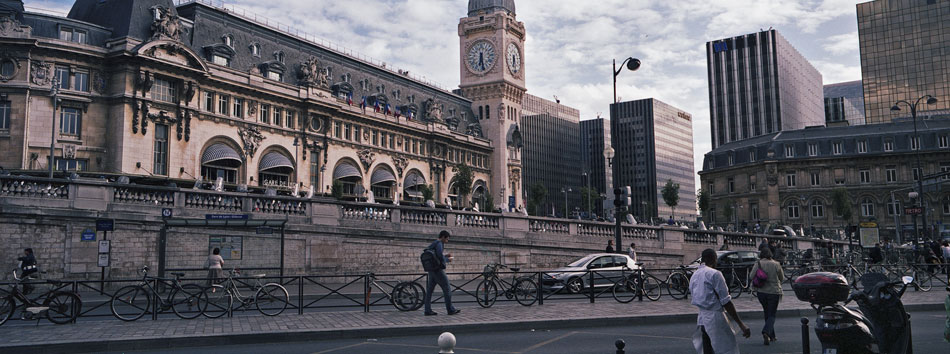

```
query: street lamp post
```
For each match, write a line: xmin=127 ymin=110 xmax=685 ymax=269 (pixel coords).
xmin=611 ymin=57 xmax=639 ymax=254
xmin=909 ymin=191 xmax=920 ymax=245
xmin=605 ymin=146 xmax=621 ymax=253
xmin=583 ymin=172 xmax=591 ymax=219
xmin=891 ymin=95 xmax=938 ymax=243
xmin=48 ymin=77 xmax=60 ymax=179
xmin=561 ymin=187 xmax=572 ymax=219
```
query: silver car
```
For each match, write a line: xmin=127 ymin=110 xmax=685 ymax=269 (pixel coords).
xmin=542 ymin=253 xmax=641 ymax=294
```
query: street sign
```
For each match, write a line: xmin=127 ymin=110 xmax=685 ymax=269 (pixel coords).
xmin=903 ymin=207 xmax=923 ymax=215
xmin=97 ymin=254 xmax=110 ymax=267
xmin=161 ymin=208 xmax=173 ymax=218
xmin=205 ymin=214 xmax=249 ymax=220
xmin=96 ymin=218 xmax=115 ymax=231
xmin=81 ymin=228 xmax=96 ymax=242
xmin=859 ymin=227 xmax=880 ymax=246
xmin=859 ymin=222 xmax=877 ymax=228
xmin=508 ymin=196 xmax=515 ymax=209
xmin=98 ymin=240 xmax=111 ymax=254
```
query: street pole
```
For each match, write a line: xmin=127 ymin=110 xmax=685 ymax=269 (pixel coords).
xmin=48 ymin=77 xmax=60 ymax=178
xmin=612 ymin=57 xmax=640 ymax=255
xmin=893 ymin=95 xmax=937 ymax=243
xmin=890 ymin=191 xmax=902 ymax=244
xmin=585 ymin=172 xmax=591 ymax=219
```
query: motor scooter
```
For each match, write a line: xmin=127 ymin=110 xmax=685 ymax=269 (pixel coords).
xmin=793 ymin=272 xmax=913 ymax=354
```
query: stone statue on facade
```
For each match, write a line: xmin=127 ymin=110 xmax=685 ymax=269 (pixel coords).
xmin=238 ymin=126 xmax=265 ymax=159
xmin=30 ymin=60 xmax=50 ymax=86
xmin=357 ymin=149 xmax=375 ymax=170
xmin=150 ymin=6 xmax=182 ymax=41
xmin=424 ymin=98 xmax=443 ymax=122
xmin=298 ymin=56 xmax=329 ymax=88
xmin=466 ymin=122 xmax=483 ymax=137
xmin=392 ymin=155 xmax=408 ymax=178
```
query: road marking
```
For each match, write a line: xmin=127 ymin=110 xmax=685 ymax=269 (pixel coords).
xmin=517 ymin=331 xmax=577 ymax=353
xmin=310 ymin=342 xmax=368 ymax=354
xmin=364 ymin=342 xmax=515 ymax=353
xmin=574 ymin=330 xmax=692 ymax=341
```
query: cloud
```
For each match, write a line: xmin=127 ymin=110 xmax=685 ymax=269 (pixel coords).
xmin=822 ymin=31 xmax=859 ymax=56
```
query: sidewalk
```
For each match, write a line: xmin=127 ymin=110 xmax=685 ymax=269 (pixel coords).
xmin=0 ymin=290 xmax=945 ymax=354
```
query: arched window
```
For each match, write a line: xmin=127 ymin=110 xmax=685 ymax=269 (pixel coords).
xmin=332 ymin=160 xmax=363 ymax=198
xmin=786 ymin=200 xmax=800 ymax=219
xmin=472 ymin=182 xmax=488 ymax=211
xmin=275 ymin=51 xmax=285 ymax=63
xmin=250 ymin=43 xmax=261 ymax=57
xmin=861 ymin=198 xmax=875 ymax=217
xmin=200 ymin=143 xmax=243 ymax=184
xmin=810 ymin=200 xmax=824 ymax=218
xmin=223 ymin=34 xmax=233 ymax=48
xmin=887 ymin=199 xmax=902 ymax=216
xmin=258 ymin=151 xmax=295 ymax=188
xmin=370 ymin=166 xmax=396 ymax=203
xmin=403 ymin=171 xmax=427 ymax=202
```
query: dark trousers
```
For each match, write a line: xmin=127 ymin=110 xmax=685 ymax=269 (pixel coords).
xmin=424 ymin=269 xmax=455 ymax=313
xmin=757 ymin=292 xmax=781 ymax=338
xmin=701 ymin=326 xmax=714 ymax=354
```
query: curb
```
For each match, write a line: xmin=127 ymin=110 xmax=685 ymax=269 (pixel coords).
xmin=5 ymin=303 xmax=945 ymax=354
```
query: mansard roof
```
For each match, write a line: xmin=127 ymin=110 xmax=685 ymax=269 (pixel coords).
xmin=468 ymin=0 xmax=516 ymax=16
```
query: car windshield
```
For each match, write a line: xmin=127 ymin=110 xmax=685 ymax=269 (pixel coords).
xmin=567 ymin=255 xmax=596 ymax=267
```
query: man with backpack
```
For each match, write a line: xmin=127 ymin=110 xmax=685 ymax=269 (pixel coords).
xmin=420 ymin=230 xmax=460 ymax=316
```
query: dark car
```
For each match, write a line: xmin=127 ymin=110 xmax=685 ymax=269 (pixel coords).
xmin=687 ymin=250 xmax=758 ymax=283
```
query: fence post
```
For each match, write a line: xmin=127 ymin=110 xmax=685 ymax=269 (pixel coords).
xmin=298 ymin=275 xmax=304 ymax=315
xmin=536 ymin=271 xmax=543 ymax=306
xmin=588 ymin=271 xmax=595 ymax=303
xmin=364 ymin=273 xmax=371 ymax=313
xmin=636 ymin=267 xmax=643 ymax=302
xmin=801 ymin=317 xmax=810 ymax=354
xmin=615 ymin=339 xmax=625 ymax=354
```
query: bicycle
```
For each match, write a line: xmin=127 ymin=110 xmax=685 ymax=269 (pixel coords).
xmin=612 ymin=264 xmax=661 ymax=302
xmin=903 ymin=263 xmax=934 ymax=292
xmin=666 ymin=265 xmax=693 ymax=300
xmin=363 ymin=272 xmax=424 ymax=312
xmin=475 ymin=263 xmax=538 ymax=307
xmin=109 ymin=266 xmax=206 ymax=321
xmin=0 ymin=269 xmax=81 ymax=326
xmin=201 ymin=269 xmax=291 ymax=318
xmin=725 ymin=265 xmax=750 ymax=298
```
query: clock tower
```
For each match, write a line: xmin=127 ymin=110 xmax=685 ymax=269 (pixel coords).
xmin=459 ymin=0 xmax=526 ymax=210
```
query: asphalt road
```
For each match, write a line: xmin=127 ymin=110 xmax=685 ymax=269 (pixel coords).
xmin=103 ymin=310 xmax=950 ymax=354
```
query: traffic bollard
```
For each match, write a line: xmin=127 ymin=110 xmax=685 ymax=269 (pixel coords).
xmin=615 ymin=339 xmax=625 ymax=354
xmin=801 ymin=317 xmax=810 ymax=354
xmin=438 ymin=332 xmax=456 ymax=354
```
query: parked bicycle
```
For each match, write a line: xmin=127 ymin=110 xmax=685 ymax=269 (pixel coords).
xmin=666 ymin=265 xmax=693 ymax=300
xmin=475 ymin=263 xmax=538 ymax=307
xmin=612 ymin=264 xmax=661 ymax=302
xmin=202 ymin=268 xmax=291 ymax=318
xmin=725 ymin=265 xmax=751 ymax=298
xmin=364 ymin=272 xmax=424 ymax=312
xmin=110 ymin=266 xmax=206 ymax=321
xmin=0 ymin=269 xmax=81 ymax=326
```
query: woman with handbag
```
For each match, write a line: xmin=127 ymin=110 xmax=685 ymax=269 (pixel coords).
xmin=750 ymin=248 xmax=784 ymax=346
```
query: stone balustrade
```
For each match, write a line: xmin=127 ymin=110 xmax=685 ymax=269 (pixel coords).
xmin=401 ymin=208 xmax=447 ymax=226
xmin=0 ymin=176 xmax=69 ymax=199
xmin=529 ymin=218 xmax=570 ymax=234
xmin=114 ymin=185 xmax=175 ymax=206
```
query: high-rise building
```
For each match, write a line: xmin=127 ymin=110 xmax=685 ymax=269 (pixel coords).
xmin=580 ymin=118 xmax=613 ymax=217
xmin=610 ymin=99 xmax=696 ymax=222
xmin=857 ymin=0 xmax=950 ymax=123
xmin=824 ymin=80 xmax=866 ymax=126
xmin=706 ymin=29 xmax=824 ymax=148
xmin=521 ymin=93 xmax=581 ymax=217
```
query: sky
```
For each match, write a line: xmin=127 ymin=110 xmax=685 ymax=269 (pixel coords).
xmin=36 ymin=0 xmax=867 ymax=189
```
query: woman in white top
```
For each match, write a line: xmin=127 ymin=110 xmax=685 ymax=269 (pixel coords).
xmin=206 ymin=248 xmax=225 ymax=285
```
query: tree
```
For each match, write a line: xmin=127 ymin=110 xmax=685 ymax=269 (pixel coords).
xmin=580 ymin=186 xmax=600 ymax=217
xmin=419 ymin=184 xmax=434 ymax=202
xmin=527 ymin=182 xmax=548 ymax=216
xmin=661 ymin=179 xmax=680 ymax=218
xmin=831 ymin=188 xmax=854 ymax=240
xmin=450 ymin=164 xmax=473 ymax=208
xmin=483 ymin=192 xmax=495 ymax=213
xmin=697 ymin=189 xmax=710 ymax=221
xmin=331 ymin=180 xmax=343 ymax=200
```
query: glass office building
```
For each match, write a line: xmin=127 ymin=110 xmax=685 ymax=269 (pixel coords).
xmin=521 ymin=94 xmax=581 ymax=217
xmin=824 ymin=80 xmax=867 ymax=126
xmin=580 ymin=118 xmax=613 ymax=217
xmin=610 ymin=99 xmax=696 ymax=221
xmin=857 ymin=0 xmax=950 ymax=124
xmin=706 ymin=29 xmax=824 ymax=148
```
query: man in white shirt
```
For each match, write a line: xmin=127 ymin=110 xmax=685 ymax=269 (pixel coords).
xmin=689 ymin=248 xmax=751 ymax=353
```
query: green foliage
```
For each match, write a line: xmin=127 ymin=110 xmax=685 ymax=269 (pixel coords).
xmin=580 ymin=186 xmax=600 ymax=215
xmin=697 ymin=189 xmax=710 ymax=219
xmin=831 ymin=188 xmax=853 ymax=222
xmin=331 ymin=180 xmax=343 ymax=199
xmin=450 ymin=164 xmax=473 ymax=205
xmin=419 ymin=184 xmax=434 ymax=202
xmin=528 ymin=183 xmax=548 ymax=216
xmin=661 ymin=179 xmax=680 ymax=216
xmin=483 ymin=192 xmax=495 ymax=212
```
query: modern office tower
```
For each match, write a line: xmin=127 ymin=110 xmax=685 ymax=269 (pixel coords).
xmin=857 ymin=0 xmax=950 ymax=123
xmin=706 ymin=29 xmax=824 ymax=148
xmin=580 ymin=118 xmax=613 ymax=217
xmin=521 ymin=93 xmax=581 ymax=217
xmin=824 ymin=80 xmax=867 ymax=126
xmin=610 ymin=99 xmax=696 ymax=221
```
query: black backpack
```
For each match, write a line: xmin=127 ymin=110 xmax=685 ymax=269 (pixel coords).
xmin=420 ymin=244 xmax=441 ymax=272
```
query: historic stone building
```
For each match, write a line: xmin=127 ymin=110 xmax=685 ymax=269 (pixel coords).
xmin=700 ymin=116 xmax=950 ymax=241
xmin=0 ymin=0 xmax=538 ymax=208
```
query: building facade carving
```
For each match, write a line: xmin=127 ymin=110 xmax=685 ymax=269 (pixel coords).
xmin=238 ymin=126 xmax=265 ymax=159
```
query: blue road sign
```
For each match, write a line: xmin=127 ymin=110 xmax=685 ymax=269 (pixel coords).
xmin=206 ymin=214 xmax=249 ymax=220
xmin=96 ymin=219 xmax=114 ymax=232
xmin=81 ymin=228 xmax=96 ymax=242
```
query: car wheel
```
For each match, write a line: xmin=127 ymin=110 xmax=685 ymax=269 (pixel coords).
xmin=566 ymin=277 xmax=584 ymax=294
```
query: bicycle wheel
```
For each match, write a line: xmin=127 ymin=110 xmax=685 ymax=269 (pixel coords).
xmin=110 ymin=285 xmax=149 ymax=322
xmin=475 ymin=279 xmax=498 ymax=308
xmin=666 ymin=273 xmax=689 ymax=300
xmin=915 ymin=270 xmax=932 ymax=291
xmin=513 ymin=278 xmax=538 ymax=306
xmin=642 ymin=276 xmax=662 ymax=301
xmin=0 ymin=297 xmax=13 ymax=326
xmin=728 ymin=275 xmax=743 ymax=299
xmin=170 ymin=284 xmax=206 ymax=319
xmin=201 ymin=285 xmax=232 ymax=318
xmin=612 ymin=276 xmax=637 ymax=303
xmin=408 ymin=281 xmax=425 ymax=311
xmin=391 ymin=281 xmax=422 ymax=311
xmin=44 ymin=292 xmax=81 ymax=324
xmin=255 ymin=283 xmax=289 ymax=316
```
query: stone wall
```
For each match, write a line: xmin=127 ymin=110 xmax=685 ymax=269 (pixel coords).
xmin=0 ymin=175 xmax=843 ymax=281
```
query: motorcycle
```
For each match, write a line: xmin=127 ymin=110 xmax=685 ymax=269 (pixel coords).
xmin=793 ymin=271 xmax=913 ymax=354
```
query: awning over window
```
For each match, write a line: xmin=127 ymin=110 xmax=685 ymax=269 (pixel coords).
xmin=371 ymin=168 xmax=396 ymax=185
xmin=406 ymin=190 xmax=423 ymax=198
xmin=333 ymin=162 xmax=361 ymax=180
xmin=202 ymin=143 xmax=243 ymax=165
xmin=259 ymin=152 xmax=294 ymax=172
xmin=404 ymin=172 xmax=425 ymax=188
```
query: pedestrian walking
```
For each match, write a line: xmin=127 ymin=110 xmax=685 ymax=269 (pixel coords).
xmin=17 ymin=248 xmax=38 ymax=294
xmin=770 ymin=240 xmax=786 ymax=265
xmin=750 ymin=248 xmax=784 ymax=346
xmin=206 ymin=248 xmax=225 ymax=286
xmin=869 ymin=243 xmax=884 ymax=264
xmin=606 ymin=240 xmax=615 ymax=253
xmin=941 ymin=241 xmax=950 ymax=275
xmin=628 ymin=242 xmax=638 ymax=263
xmin=689 ymin=248 xmax=751 ymax=354
xmin=422 ymin=230 xmax=460 ymax=316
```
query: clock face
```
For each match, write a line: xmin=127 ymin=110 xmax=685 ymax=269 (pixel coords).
xmin=506 ymin=43 xmax=521 ymax=74
xmin=466 ymin=40 xmax=496 ymax=74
